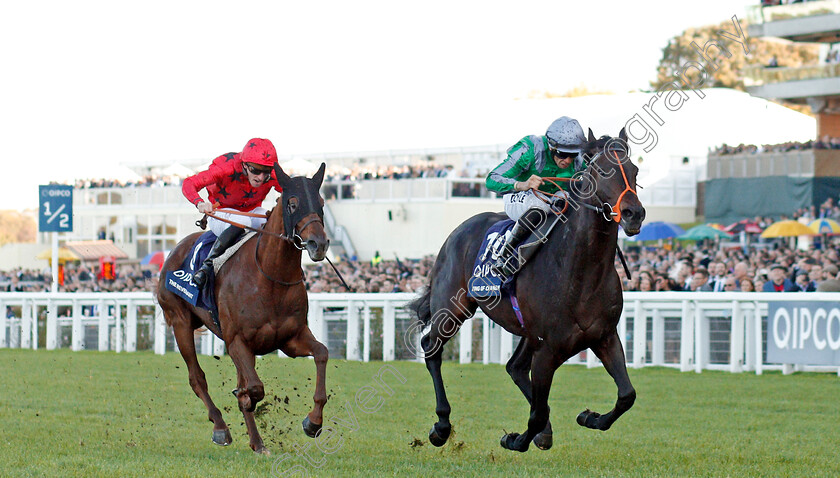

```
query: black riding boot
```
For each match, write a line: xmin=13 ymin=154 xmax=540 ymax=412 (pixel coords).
xmin=491 ymin=208 xmax=547 ymax=277
xmin=192 ymin=226 xmax=245 ymax=288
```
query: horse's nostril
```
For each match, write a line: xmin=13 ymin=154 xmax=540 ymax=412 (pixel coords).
xmin=621 ymin=208 xmax=635 ymax=220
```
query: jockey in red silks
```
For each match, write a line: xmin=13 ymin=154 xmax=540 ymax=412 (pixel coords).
xmin=181 ymin=138 xmax=282 ymax=288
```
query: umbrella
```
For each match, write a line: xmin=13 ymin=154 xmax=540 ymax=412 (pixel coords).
xmin=706 ymin=223 xmax=726 ymax=231
xmin=678 ymin=225 xmax=734 ymax=241
xmin=141 ymin=251 xmax=168 ymax=269
xmin=629 ymin=221 xmax=685 ymax=241
xmin=808 ymin=218 xmax=840 ymax=235
xmin=725 ymin=219 xmax=763 ymax=234
xmin=36 ymin=247 xmax=80 ymax=263
xmin=760 ymin=220 xmax=817 ymax=238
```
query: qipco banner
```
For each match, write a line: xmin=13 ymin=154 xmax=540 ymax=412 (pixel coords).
xmin=767 ymin=302 xmax=840 ymax=365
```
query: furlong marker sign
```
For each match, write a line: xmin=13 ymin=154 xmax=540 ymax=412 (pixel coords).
xmin=767 ymin=301 xmax=840 ymax=365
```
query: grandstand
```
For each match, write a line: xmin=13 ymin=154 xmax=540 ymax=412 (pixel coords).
xmin=24 ymin=89 xmax=814 ymax=263
xmin=706 ymin=1 xmax=840 ymax=224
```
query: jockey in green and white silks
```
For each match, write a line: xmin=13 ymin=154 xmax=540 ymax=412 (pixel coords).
xmin=486 ymin=116 xmax=587 ymax=276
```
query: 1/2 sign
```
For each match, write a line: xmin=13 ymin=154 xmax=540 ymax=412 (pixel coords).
xmin=39 ymin=185 xmax=73 ymax=232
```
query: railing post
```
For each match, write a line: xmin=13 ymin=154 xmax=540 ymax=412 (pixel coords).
xmin=383 ymin=300 xmax=395 ymax=362
xmin=744 ymin=303 xmax=756 ymax=371
xmin=98 ymin=299 xmax=109 ymax=352
xmin=754 ymin=301 xmax=763 ymax=376
xmin=30 ymin=301 xmax=39 ymax=350
xmin=20 ymin=298 xmax=32 ymax=349
xmin=633 ymin=300 xmax=645 ymax=368
xmin=72 ymin=300 xmax=83 ymax=351
xmin=309 ymin=300 xmax=325 ymax=343
xmin=363 ymin=305 xmax=371 ymax=363
xmin=730 ymin=300 xmax=744 ymax=373
xmin=346 ymin=301 xmax=360 ymax=361
xmin=586 ymin=346 xmax=599 ymax=368
xmin=499 ymin=329 xmax=513 ymax=365
xmin=125 ymin=300 xmax=137 ymax=352
xmin=213 ymin=334 xmax=225 ymax=356
xmin=694 ymin=302 xmax=706 ymax=373
xmin=652 ymin=308 xmax=664 ymax=366
xmin=154 ymin=305 xmax=166 ymax=355
xmin=680 ymin=300 xmax=694 ymax=372
xmin=482 ymin=315 xmax=490 ymax=365
xmin=114 ymin=300 xmax=123 ymax=353
xmin=46 ymin=298 xmax=58 ymax=350
xmin=0 ymin=300 xmax=7 ymax=348
xmin=459 ymin=319 xmax=472 ymax=364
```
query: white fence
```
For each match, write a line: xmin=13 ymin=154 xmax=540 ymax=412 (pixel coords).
xmin=1 ymin=291 xmax=839 ymax=375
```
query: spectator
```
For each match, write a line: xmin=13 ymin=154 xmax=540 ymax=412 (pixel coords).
xmin=762 ymin=264 xmax=798 ymax=292
xmin=690 ymin=268 xmax=714 ymax=292
xmin=740 ymin=278 xmax=756 ymax=292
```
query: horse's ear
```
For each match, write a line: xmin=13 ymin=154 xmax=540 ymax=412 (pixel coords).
xmin=587 ymin=128 xmax=596 ymax=142
xmin=619 ymin=127 xmax=628 ymax=143
xmin=312 ymin=162 xmax=326 ymax=187
xmin=273 ymin=163 xmax=291 ymax=185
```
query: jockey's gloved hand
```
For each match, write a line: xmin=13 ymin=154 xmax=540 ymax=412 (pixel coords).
xmin=197 ymin=201 xmax=213 ymax=214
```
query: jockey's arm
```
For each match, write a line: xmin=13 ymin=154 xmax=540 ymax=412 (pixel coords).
xmin=486 ymin=139 xmax=534 ymax=194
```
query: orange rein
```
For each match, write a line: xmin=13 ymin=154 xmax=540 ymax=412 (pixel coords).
xmin=530 ymin=176 xmax=579 ymax=215
xmin=531 ymin=150 xmax=638 ymax=223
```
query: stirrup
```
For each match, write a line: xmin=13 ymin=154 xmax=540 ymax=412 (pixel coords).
xmin=192 ymin=266 xmax=210 ymax=288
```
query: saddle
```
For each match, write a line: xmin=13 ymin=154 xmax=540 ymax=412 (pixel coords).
xmin=467 ymin=212 xmax=564 ymax=298
xmin=164 ymin=230 xmax=255 ymax=330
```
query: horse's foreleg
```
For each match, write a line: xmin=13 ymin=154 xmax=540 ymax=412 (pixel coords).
xmin=501 ymin=347 xmax=561 ymax=453
xmin=227 ymin=337 xmax=268 ymax=454
xmin=505 ymin=338 xmax=553 ymax=450
xmin=171 ymin=320 xmax=232 ymax=446
xmin=577 ymin=331 xmax=636 ymax=431
xmin=281 ymin=327 xmax=329 ymax=439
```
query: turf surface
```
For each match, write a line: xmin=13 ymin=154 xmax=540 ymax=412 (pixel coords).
xmin=0 ymin=349 xmax=837 ymax=477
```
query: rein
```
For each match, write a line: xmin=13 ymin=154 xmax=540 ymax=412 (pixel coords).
xmin=206 ymin=207 xmax=354 ymax=291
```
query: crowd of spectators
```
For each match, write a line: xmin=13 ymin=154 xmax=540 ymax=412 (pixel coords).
xmin=0 ymin=264 xmax=156 ymax=293
xmin=4 ymin=236 xmax=839 ymax=295
xmin=711 ymin=136 xmax=840 ymax=155
xmin=616 ymin=241 xmax=840 ymax=293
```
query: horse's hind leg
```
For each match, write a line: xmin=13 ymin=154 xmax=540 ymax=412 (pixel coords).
xmin=280 ymin=326 xmax=329 ymax=439
xmin=422 ymin=290 xmax=476 ymax=447
xmin=227 ymin=337 xmax=268 ymax=454
xmin=505 ymin=337 xmax=553 ymax=450
xmin=169 ymin=313 xmax=232 ymax=446
xmin=577 ymin=331 xmax=636 ymax=431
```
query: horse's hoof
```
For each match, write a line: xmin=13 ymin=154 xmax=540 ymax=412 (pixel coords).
xmin=577 ymin=409 xmax=603 ymax=429
xmin=428 ymin=423 xmax=451 ymax=447
xmin=212 ymin=429 xmax=232 ymax=446
xmin=533 ymin=432 xmax=553 ymax=450
xmin=302 ymin=416 xmax=322 ymax=438
xmin=500 ymin=432 xmax=527 ymax=452
xmin=253 ymin=446 xmax=271 ymax=456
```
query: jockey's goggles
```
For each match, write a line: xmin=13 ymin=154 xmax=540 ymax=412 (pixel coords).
xmin=244 ymin=163 xmax=272 ymax=176
xmin=550 ymin=148 xmax=577 ymax=160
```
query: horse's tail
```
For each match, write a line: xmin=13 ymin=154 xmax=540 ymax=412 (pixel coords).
xmin=407 ymin=285 xmax=432 ymax=326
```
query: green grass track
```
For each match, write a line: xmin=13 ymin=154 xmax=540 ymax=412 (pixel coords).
xmin=0 ymin=349 xmax=837 ymax=477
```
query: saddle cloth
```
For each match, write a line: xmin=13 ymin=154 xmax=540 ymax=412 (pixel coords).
xmin=164 ymin=230 xmax=255 ymax=329
xmin=467 ymin=220 xmax=517 ymax=298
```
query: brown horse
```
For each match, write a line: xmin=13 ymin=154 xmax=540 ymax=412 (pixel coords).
xmin=156 ymin=163 xmax=330 ymax=454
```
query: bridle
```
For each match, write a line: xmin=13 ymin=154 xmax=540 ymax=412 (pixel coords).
xmin=533 ymin=150 xmax=638 ymax=223
xmin=205 ymin=207 xmax=325 ymax=286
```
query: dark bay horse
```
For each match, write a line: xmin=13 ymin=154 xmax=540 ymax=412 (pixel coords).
xmin=409 ymin=130 xmax=645 ymax=453
xmin=156 ymin=163 xmax=330 ymax=454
